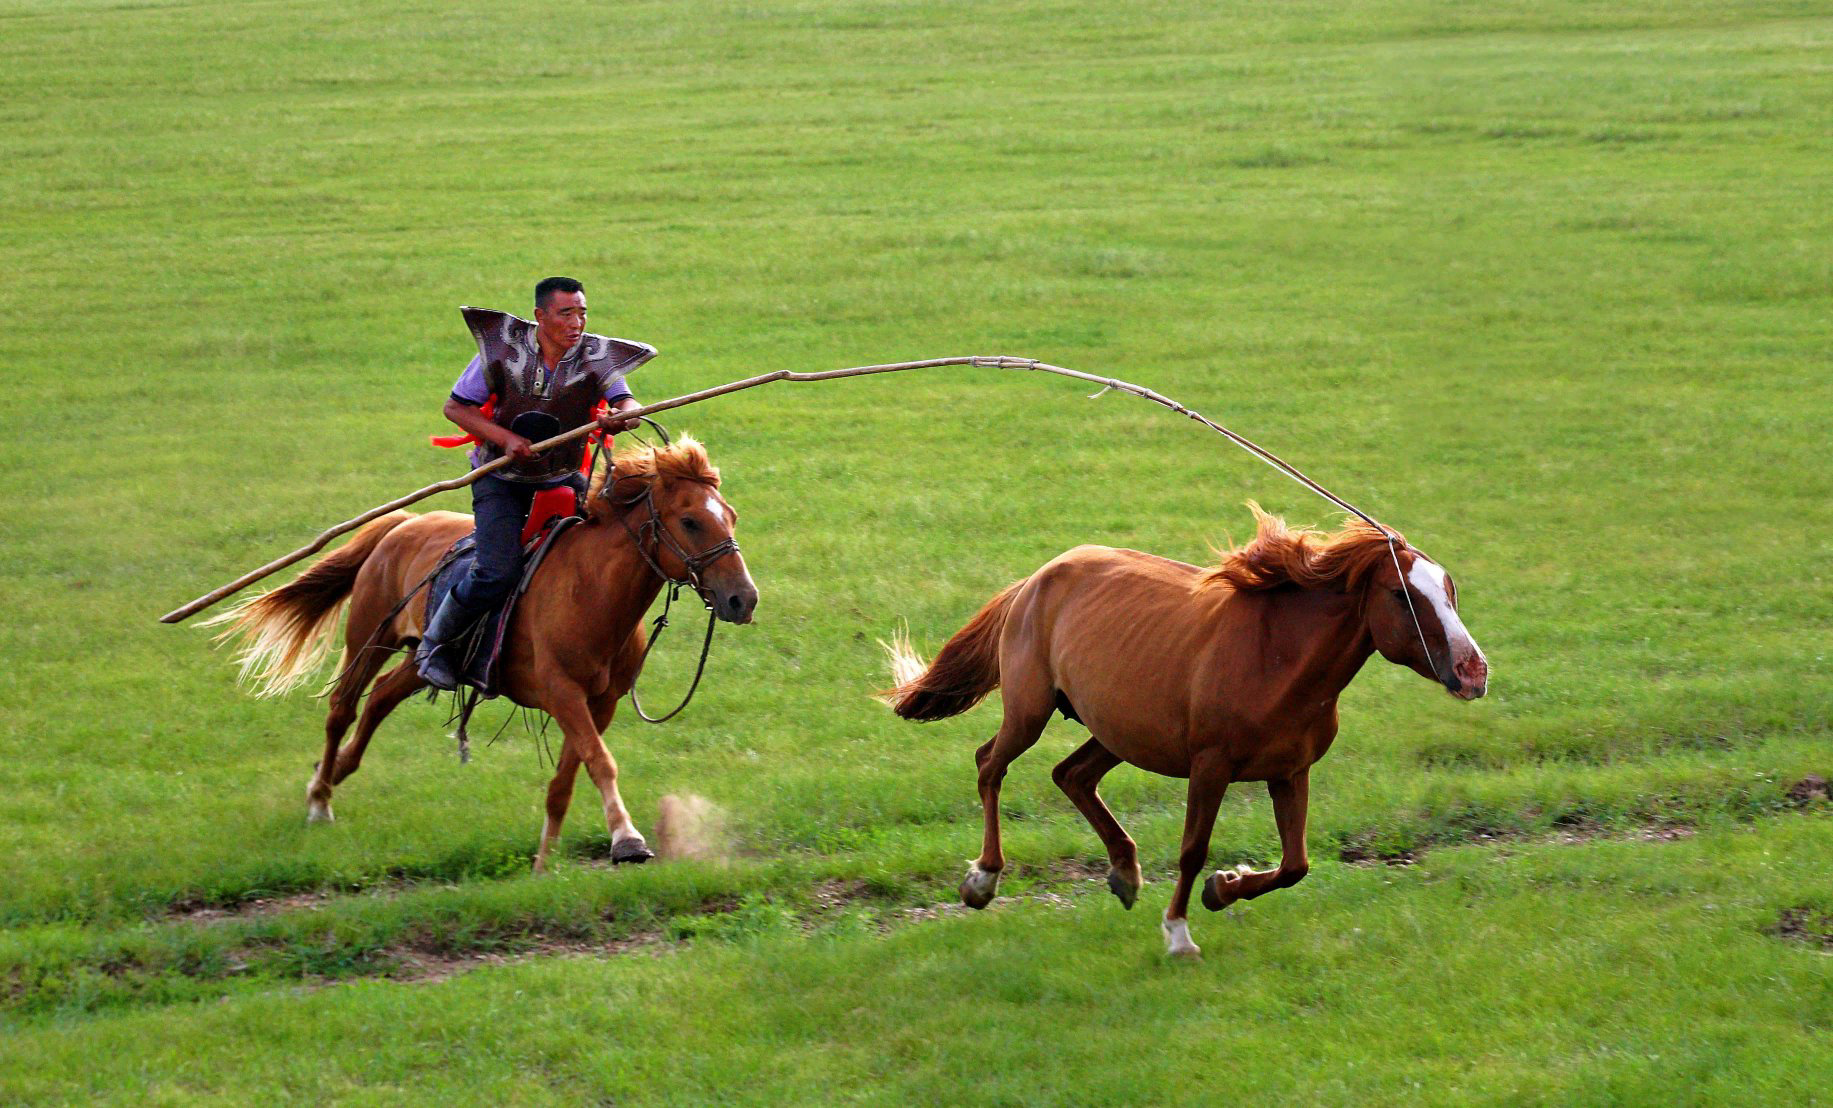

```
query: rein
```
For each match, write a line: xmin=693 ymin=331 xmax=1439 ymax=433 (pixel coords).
xmin=609 ymin=474 xmax=740 ymax=723
xmin=627 ymin=577 xmax=718 ymax=724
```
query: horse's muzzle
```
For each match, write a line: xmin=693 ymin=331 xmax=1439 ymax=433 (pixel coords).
xmin=713 ymin=584 xmax=757 ymax=625
xmin=1445 ymin=653 xmax=1488 ymax=700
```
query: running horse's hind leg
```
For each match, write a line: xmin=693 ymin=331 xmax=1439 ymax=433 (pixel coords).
xmin=307 ymin=622 xmax=399 ymax=822
xmin=960 ymin=680 xmax=1054 ymax=910
xmin=532 ymin=746 xmax=581 ymax=875
xmin=1052 ymin=737 xmax=1143 ymax=909
xmin=326 ymin=658 xmax=428 ymax=787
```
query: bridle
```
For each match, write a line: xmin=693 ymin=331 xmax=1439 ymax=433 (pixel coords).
xmin=612 ymin=476 xmax=741 ymax=599
xmin=608 ymin=472 xmax=743 ymax=723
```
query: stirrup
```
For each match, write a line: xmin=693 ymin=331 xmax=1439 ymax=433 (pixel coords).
xmin=416 ymin=640 xmax=462 ymax=692
xmin=417 ymin=593 xmax=480 ymax=692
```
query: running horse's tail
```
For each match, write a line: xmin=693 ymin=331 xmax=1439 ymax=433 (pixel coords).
xmin=201 ymin=511 xmax=415 ymax=698
xmin=880 ymin=579 xmax=1025 ymax=722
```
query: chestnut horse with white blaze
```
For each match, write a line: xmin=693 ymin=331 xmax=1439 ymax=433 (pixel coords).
xmin=885 ymin=505 xmax=1487 ymax=957
xmin=206 ymin=439 xmax=756 ymax=869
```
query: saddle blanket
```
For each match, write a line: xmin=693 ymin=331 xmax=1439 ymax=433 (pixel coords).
xmin=423 ymin=515 xmax=581 ymax=695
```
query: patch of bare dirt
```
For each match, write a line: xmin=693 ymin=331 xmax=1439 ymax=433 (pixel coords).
xmin=1041 ymin=857 xmax=1112 ymax=882
xmin=1338 ymin=820 xmax=1699 ymax=867
xmin=1337 ymin=838 xmax=1419 ymax=867
xmin=896 ymin=890 xmax=1076 ymax=929
xmin=809 ymin=878 xmax=874 ymax=913
xmin=1770 ymin=906 xmax=1833 ymax=951
xmin=1548 ymin=814 xmax=1696 ymax=846
xmin=1785 ymin=775 xmax=1831 ymax=807
xmin=384 ymin=930 xmax=671 ymax=985
xmin=897 ymin=901 xmax=972 ymax=925
xmin=169 ymin=890 xmax=341 ymax=923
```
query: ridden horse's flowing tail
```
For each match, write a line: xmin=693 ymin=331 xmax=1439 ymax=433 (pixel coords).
xmin=201 ymin=511 xmax=415 ymax=698
xmin=882 ymin=580 xmax=1025 ymax=721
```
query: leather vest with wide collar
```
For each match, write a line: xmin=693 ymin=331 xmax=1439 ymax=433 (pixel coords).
xmin=461 ymin=306 xmax=656 ymax=484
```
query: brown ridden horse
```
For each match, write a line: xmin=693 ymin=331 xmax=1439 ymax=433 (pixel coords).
xmin=206 ymin=439 xmax=756 ymax=869
xmin=884 ymin=505 xmax=1488 ymax=956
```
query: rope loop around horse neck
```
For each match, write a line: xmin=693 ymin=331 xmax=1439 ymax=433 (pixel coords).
xmin=961 ymin=358 xmax=1442 ymax=676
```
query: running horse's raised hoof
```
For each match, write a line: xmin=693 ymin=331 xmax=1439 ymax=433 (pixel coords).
xmin=206 ymin=439 xmax=756 ymax=872
xmin=884 ymin=504 xmax=1488 ymax=957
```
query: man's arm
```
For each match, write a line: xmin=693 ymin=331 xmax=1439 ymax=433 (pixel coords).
xmin=447 ymin=353 xmax=535 ymax=461
xmin=443 ymin=397 xmax=536 ymax=461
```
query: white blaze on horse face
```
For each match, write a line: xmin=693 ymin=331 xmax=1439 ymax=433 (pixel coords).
xmin=1407 ymin=558 xmax=1483 ymax=665
xmin=702 ymin=491 xmax=726 ymax=527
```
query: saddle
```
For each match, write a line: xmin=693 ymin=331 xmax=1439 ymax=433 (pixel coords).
xmin=422 ymin=497 xmax=582 ymax=696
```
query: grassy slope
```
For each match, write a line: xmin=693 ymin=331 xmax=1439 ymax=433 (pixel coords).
xmin=0 ymin=0 xmax=1828 ymax=1100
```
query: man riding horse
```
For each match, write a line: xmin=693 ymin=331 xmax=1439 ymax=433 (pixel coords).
xmin=416 ymin=276 xmax=652 ymax=690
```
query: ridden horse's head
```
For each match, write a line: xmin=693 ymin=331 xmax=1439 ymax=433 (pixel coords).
xmin=591 ymin=437 xmax=759 ymax=624
xmin=1364 ymin=545 xmax=1488 ymax=700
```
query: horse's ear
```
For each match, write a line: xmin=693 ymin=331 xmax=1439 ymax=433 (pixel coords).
xmin=587 ymin=471 xmax=642 ymax=521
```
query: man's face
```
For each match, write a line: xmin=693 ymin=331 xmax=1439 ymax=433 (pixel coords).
xmin=534 ymin=290 xmax=588 ymax=350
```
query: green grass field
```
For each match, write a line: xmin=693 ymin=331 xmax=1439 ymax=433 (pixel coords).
xmin=2 ymin=0 xmax=1829 ymax=1102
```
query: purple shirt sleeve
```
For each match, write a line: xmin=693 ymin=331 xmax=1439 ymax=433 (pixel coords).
xmin=602 ymin=373 xmax=634 ymax=405
xmin=450 ymin=354 xmax=489 ymax=406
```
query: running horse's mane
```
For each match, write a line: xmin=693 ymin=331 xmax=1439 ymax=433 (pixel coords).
xmin=1200 ymin=502 xmax=1405 ymax=594
xmin=586 ymin=438 xmax=722 ymax=519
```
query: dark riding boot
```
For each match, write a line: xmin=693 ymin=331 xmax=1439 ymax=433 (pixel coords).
xmin=416 ymin=592 xmax=481 ymax=692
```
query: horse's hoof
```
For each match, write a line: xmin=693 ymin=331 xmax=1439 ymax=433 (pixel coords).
xmin=1107 ymin=870 xmax=1139 ymax=910
xmin=1202 ymin=866 xmax=1249 ymax=911
xmin=1162 ymin=918 xmax=1201 ymax=959
xmin=306 ymin=799 xmax=334 ymax=824
xmin=611 ymin=838 xmax=655 ymax=865
xmin=959 ymin=862 xmax=999 ymax=909
xmin=1201 ymin=873 xmax=1226 ymax=911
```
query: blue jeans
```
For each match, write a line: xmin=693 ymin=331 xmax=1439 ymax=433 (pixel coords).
xmin=451 ymin=472 xmax=586 ymax=612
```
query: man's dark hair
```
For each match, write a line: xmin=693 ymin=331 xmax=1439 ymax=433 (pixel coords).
xmin=535 ymin=276 xmax=585 ymax=310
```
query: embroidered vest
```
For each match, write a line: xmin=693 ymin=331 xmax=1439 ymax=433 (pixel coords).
xmin=461 ymin=306 xmax=656 ymax=484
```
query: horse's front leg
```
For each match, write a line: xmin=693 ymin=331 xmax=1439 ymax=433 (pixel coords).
xmin=1202 ymin=769 xmax=1311 ymax=911
xmin=545 ymin=687 xmax=655 ymax=865
xmin=1164 ymin=755 xmax=1230 ymax=958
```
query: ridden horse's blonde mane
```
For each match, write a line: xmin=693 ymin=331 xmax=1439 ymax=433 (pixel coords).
xmin=1201 ymin=502 xmax=1403 ymax=594
xmin=587 ymin=437 xmax=721 ymax=517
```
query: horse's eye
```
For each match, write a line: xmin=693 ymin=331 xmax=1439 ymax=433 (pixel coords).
xmin=683 ymin=517 xmax=701 ymax=532
xmin=1391 ymin=588 xmax=1407 ymax=600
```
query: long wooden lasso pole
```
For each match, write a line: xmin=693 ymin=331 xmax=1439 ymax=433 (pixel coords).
xmin=158 ymin=355 xmax=1390 ymax=624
